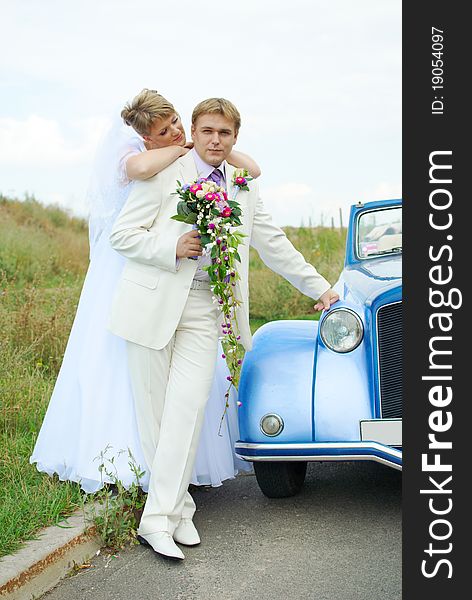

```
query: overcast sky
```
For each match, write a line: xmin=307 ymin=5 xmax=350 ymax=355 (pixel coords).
xmin=0 ymin=0 xmax=401 ymax=226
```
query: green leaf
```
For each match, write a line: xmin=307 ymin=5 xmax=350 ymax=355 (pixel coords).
xmin=171 ymin=214 xmax=195 ymax=224
xmin=177 ymin=202 xmax=191 ymax=217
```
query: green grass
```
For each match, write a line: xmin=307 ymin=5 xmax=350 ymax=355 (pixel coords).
xmin=0 ymin=197 xmax=87 ymax=557
xmin=0 ymin=195 xmax=346 ymax=557
xmin=0 ymin=430 xmax=82 ymax=557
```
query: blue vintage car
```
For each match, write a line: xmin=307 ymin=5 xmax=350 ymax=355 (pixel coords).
xmin=235 ymin=198 xmax=402 ymax=497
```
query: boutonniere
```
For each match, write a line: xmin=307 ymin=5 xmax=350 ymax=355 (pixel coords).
xmin=172 ymin=177 xmax=246 ymax=428
xmin=231 ymin=168 xmax=253 ymax=192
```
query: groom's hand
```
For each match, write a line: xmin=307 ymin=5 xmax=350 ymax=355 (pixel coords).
xmin=314 ymin=289 xmax=340 ymax=312
xmin=176 ymin=230 xmax=203 ymax=259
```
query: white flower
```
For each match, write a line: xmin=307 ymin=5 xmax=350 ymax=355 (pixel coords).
xmin=196 ymin=190 xmax=205 ymax=199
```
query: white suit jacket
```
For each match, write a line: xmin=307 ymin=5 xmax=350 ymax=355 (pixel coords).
xmin=108 ymin=151 xmax=331 ymax=351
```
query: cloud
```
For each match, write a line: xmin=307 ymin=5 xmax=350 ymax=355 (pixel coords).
xmin=362 ymin=181 xmax=403 ymax=203
xmin=0 ymin=1 xmax=401 ymax=226
xmin=0 ymin=115 xmax=107 ymax=166
xmin=261 ymin=182 xmax=324 ymax=226
xmin=260 ymin=180 xmax=402 ymax=227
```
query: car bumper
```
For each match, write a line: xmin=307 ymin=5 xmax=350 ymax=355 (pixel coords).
xmin=235 ymin=441 xmax=402 ymax=471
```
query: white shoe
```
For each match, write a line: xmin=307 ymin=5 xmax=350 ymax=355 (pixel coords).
xmin=173 ymin=518 xmax=201 ymax=546
xmin=137 ymin=532 xmax=185 ymax=560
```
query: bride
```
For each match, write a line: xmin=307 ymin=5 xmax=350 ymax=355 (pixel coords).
xmin=30 ymin=89 xmax=257 ymax=493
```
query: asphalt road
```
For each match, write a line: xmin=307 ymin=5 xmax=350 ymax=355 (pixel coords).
xmin=43 ymin=462 xmax=401 ymax=600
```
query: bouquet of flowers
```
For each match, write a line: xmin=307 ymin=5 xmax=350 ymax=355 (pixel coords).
xmin=172 ymin=169 xmax=252 ymax=427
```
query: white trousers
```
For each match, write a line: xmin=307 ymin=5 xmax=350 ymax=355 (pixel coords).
xmin=126 ymin=288 xmax=219 ymax=535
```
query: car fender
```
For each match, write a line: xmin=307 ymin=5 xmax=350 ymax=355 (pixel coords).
xmin=238 ymin=320 xmax=318 ymax=443
xmin=313 ymin=301 xmax=373 ymax=442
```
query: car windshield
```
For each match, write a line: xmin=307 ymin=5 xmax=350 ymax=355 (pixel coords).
xmin=357 ymin=206 xmax=402 ymax=258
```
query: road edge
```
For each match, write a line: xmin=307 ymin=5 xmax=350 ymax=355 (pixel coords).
xmin=0 ymin=509 xmax=101 ymax=600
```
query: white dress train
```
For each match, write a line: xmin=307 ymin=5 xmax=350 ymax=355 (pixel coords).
xmin=30 ymin=124 xmax=251 ymax=493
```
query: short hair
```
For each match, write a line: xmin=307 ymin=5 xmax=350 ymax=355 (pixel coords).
xmin=121 ymin=89 xmax=176 ymax=136
xmin=191 ymin=98 xmax=241 ymax=134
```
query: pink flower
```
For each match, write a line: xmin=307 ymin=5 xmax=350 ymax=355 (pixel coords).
xmin=235 ymin=177 xmax=246 ymax=185
xmin=224 ymin=255 xmax=229 ymax=261
xmin=216 ymin=238 xmax=222 ymax=245
xmin=190 ymin=184 xmax=202 ymax=193
xmin=223 ymin=191 xmax=228 ymax=201
xmin=221 ymin=207 xmax=232 ymax=217
xmin=227 ymin=376 xmax=233 ymax=381
xmin=208 ymin=223 xmax=216 ymax=230
xmin=205 ymin=193 xmax=216 ymax=201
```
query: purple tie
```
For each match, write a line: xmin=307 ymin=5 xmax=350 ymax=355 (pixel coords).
xmin=208 ymin=168 xmax=223 ymax=188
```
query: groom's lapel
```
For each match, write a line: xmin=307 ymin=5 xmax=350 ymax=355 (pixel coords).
xmin=225 ymin=162 xmax=237 ymax=199
xmin=177 ymin=151 xmax=199 ymax=187
xmin=225 ymin=162 xmax=250 ymax=213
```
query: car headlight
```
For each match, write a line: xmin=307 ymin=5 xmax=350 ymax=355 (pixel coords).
xmin=260 ymin=414 xmax=284 ymax=437
xmin=320 ymin=308 xmax=364 ymax=353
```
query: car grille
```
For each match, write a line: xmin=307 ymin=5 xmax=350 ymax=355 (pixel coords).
xmin=377 ymin=302 xmax=402 ymax=418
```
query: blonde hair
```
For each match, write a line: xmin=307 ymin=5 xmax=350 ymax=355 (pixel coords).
xmin=121 ymin=89 xmax=176 ymax=136
xmin=192 ymin=98 xmax=241 ymax=134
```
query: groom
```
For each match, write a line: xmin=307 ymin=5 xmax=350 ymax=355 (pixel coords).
xmin=109 ymin=98 xmax=339 ymax=559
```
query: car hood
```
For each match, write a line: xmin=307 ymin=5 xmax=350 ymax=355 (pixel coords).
xmin=335 ymin=255 xmax=402 ymax=306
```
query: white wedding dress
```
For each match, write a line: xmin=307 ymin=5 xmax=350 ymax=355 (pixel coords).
xmin=30 ymin=121 xmax=251 ymax=493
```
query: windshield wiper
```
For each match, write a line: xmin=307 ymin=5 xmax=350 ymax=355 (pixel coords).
xmin=368 ymin=247 xmax=402 ymax=256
